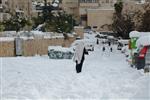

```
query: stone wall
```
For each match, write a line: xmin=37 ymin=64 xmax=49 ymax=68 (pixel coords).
xmin=0 ymin=41 xmax=15 ymax=57
xmin=74 ymin=26 xmax=84 ymax=39
xmin=0 ymin=37 xmax=76 ymax=57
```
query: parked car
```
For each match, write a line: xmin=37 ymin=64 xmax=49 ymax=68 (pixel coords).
xmin=48 ymin=46 xmax=74 ymax=59
xmin=117 ymin=40 xmax=129 ymax=50
xmin=117 ymin=42 xmax=123 ymax=50
xmin=121 ymin=45 xmax=130 ymax=57
xmin=133 ymin=46 xmax=150 ymax=72
xmin=132 ymin=35 xmax=150 ymax=72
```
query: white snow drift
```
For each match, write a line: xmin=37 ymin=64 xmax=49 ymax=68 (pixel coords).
xmin=1 ymin=45 xmax=150 ymax=100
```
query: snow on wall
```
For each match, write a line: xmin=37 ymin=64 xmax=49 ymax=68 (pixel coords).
xmin=0 ymin=37 xmax=34 ymax=42
xmin=0 ymin=37 xmax=15 ymax=42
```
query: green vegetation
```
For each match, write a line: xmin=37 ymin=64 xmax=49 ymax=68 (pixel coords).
xmin=112 ymin=0 xmax=134 ymax=39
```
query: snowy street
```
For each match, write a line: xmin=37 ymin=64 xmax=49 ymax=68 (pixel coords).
xmin=0 ymin=44 xmax=150 ymax=100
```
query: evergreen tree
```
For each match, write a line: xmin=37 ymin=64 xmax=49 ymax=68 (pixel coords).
xmin=112 ymin=0 xmax=134 ymax=39
xmin=0 ymin=22 xmax=4 ymax=32
xmin=3 ymin=16 xmax=28 ymax=32
xmin=139 ymin=3 xmax=150 ymax=32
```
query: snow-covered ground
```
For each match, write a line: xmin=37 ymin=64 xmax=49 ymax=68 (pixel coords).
xmin=0 ymin=33 xmax=150 ymax=100
xmin=0 ymin=45 xmax=150 ymax=100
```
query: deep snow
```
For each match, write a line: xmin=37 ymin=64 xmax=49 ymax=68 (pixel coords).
xmin=0 ymin=44 xmax=150 ymax=100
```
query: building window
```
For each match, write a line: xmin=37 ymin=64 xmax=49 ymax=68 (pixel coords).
xmin=93 ymin=26 xmax=97 ymax=28
xmin=81 ymin=15 xmax=87 ymax=21
xmin=106 ymin=0 xmax=109 ymax=3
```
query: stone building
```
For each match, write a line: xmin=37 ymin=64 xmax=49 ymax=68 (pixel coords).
xmin=0 ymin=0 xmax=149 ymax=31
xmin=87 ymin=8 xmax=114 ymax=31
xmin=0 ymin=0 xmax=11 ymax=21
xmin=7 ymin=0 xmax=32 ymax=18
xmin=78 ymin=0 xmax=116 ymax=31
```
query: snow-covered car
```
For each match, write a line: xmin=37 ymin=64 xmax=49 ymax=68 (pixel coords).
xmin=133 ymin=35 xmax=150 ymax=72
xmin=71 ymin=39 xmax=95 ymax=51
xmin=121 ymin=45 xmax=130 ymax=57
xmin=133 ymin=45 xmax=150 ymax=72
xmin=117 ymin=39 xmax=129 ymax=50
xmin=48 ymin=46 xmax=74 ymax=59
xmin=117 ymin=42 xmax=123 ymax=50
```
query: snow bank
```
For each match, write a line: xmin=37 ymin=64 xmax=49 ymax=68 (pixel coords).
xmin=136 ymin=35 xmax=150 ymax=47
xmin=1 ymin=44 xmax=150 ymax=99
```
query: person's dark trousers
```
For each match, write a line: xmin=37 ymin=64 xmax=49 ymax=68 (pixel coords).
xmin=76 ymin=60 xmax=84 ymax=73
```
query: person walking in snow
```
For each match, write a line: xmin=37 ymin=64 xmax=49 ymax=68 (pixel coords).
xmin=73 ymin=41 xmax=88 ymax=73
xmin=108 ymin=41 xmax=111 ymax=46
xmin=96 ymin=39 xmax=99 ymax=44
xmin=102 ymin=46 xmax=105 ymax=52
xmin=110 ymin=47 xmax=113 ymax=52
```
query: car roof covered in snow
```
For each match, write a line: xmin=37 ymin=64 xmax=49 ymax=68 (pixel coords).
xmin=118 ymin=39 xmax=129 ymax=45
xmin=136 ymin=35 xmax=150 ymax=48
xmin=48 ymin=46 xmax=73 ymax=52
xmin=129 ymin=31 xmax=150 ymax=38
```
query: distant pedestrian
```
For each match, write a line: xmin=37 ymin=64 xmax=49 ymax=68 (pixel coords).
xmin=108 ymin=41 xmax=111 ymax=46
xmin=110 ymin=47 xmax=113 ymax=52
xmin=102 ymin=46 xmax=105 ymax=52
xmin=73 ymin=41 xmax=88 ymax=73
xmin=96 ymin=39 xmax=99 ymax=44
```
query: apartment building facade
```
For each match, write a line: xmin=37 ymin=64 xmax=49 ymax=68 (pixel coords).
xmin=0 ymin=0 xmax=149 ymax=31
xmin=0 ymin=0 xmax=11 ymax=21
xmin=7 ymin=0 xmax=32 ymax=18
xmin=77 ymin=0 xmax=116 ymax=31
xmin=31 ymin=0 xmax=147 ymax=31
xmin=65 ymin=0 xmax=147 ymax=31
